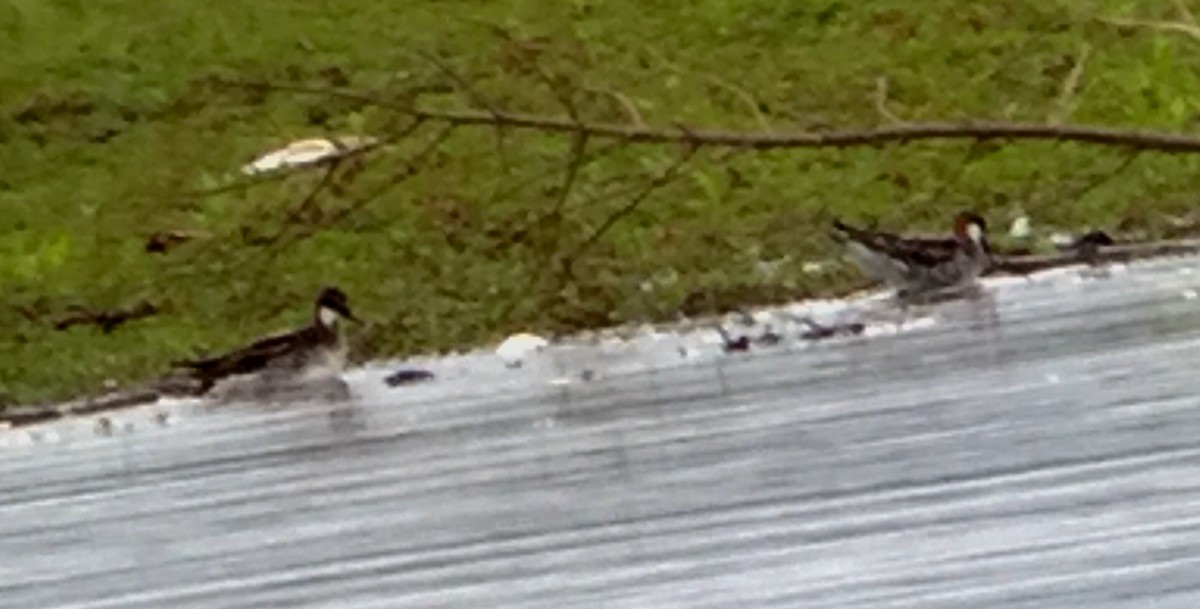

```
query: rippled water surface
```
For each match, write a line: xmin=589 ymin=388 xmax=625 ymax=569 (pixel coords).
xmin=5 ymin=258 xmax=1200 ymax=608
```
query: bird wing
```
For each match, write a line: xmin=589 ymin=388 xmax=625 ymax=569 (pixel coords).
xmin=832 ymin=220 xmax=959 ymax=267
xmin=175 ymin=329 xmax=307 ymax=379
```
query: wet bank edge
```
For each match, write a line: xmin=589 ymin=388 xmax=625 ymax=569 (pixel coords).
xmin=3 ymin=238 xmax=1200 ymax=429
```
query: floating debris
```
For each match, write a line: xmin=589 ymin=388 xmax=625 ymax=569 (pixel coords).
xmin=715 ymin=324 xmax=782 ymax=353
xmin=94 ymin=417 xmax=114 ymax=437
xmin=383 ymin=369 xmax=436 ymax=387
xmin=795 ymin=317 xmax=865 ymax=341
xmin=240 ymin=135 xmax=379 ymax=175
xmin=496 ymin=333 xmax=549 ymax=368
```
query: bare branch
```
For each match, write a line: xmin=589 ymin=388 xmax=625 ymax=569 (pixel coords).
xmin=404 ymin=111 xmax=1200 ymax=153
xmin=233 ymin=79 xmax=1200 ymax=154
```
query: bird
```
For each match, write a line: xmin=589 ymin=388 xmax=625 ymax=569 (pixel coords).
xmin=831 ymin=211 xmax=993 ymax=299
xmin=171 ymin=286 xmax=360 ymax=397
xmin=1054 ymin=229 xmax=1115 ymax=264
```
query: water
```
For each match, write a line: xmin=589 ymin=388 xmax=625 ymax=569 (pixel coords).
xmin=4 ymin=257 xmax=1200 ymax=608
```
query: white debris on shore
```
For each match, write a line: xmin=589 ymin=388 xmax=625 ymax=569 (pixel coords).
xmin=1009 ymin=215 xmax=1032 ymax=240
xmin=240 ymin=135 xmax=378 ymax=175
xmin=496 ymin=333 xmax=550 ymax=368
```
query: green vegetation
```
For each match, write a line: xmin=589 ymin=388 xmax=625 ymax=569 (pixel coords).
xmin=3 ymin=0 xmax=1200 ymax=404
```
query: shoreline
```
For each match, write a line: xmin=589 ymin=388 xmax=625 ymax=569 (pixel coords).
xmin=6 ymin=240 xmax=1197 ymax=430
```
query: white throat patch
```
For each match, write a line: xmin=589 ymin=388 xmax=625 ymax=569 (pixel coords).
xmin=318 ymin=306 xmax=341 ymax=327
xmin=966 ymin=222 xmax=984 ymax=243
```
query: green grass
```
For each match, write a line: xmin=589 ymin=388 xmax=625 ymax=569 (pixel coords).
xmin=3 ymin=0 xmax=1200 ymax=404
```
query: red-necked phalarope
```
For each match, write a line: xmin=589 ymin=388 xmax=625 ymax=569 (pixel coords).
xmin=832 ymin=211 xmax=993 ymax=299
xmin=174 ymin=286 xmax=359 ymax=397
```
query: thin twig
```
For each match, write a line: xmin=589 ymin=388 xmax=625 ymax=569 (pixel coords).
xmin=245 ymin=118 xmax=428 ymax=251
xmin=641 ymin=44 xmax=773 ymax=132
xmin=1057 ymin=149 xmax=1141 ymax=203
xmin=874 ymin=76 xmax=904 ymax=125
xmin=415 ymin=50 xmax=511 ymax=168
xmin=565 ymin=140 xmax=717 ymax=213
xmin=524 ymin=58 xmax=593 ymax=213
xmin=529 ymin=60 xmax=581 ymax=123
xmin=551 ymin=133 xmax=590 ymax=217
xmin=581 ymin=85 xmax=647 ymax=128
xmin=280 ymin=122 xmax=457 ymax=247
xmin=1175 ymin=0 xmax=1198 ymax=26
xmin=482 ymin=137 xmax=627 ymax=212
xmin=1099 ymin=15 xmax=1200 ymax=43
xmin=915 ymin=140 xmax=988 ymax=209
xmin=1050 ymin=43 xmax=1091 ymax=125
xmin=416 ymin=50 xmax=503 ymax=117
xmin=563 ymin=144 xmax=699 ymax=276
xmin=490 ymin=144 xmax=699 ymax=326
xmin=280 ymin=162 xmax=339 ymax=230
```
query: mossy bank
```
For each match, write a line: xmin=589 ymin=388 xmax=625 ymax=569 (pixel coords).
xmin=4 ymin=0 xmax=1200 ymax=404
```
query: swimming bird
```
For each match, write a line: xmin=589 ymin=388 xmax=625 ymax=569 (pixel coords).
xmin=831 ymin=211 xmax=993 ymax=299
xmin=173 ymin=286 xmax=359 ymax=397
